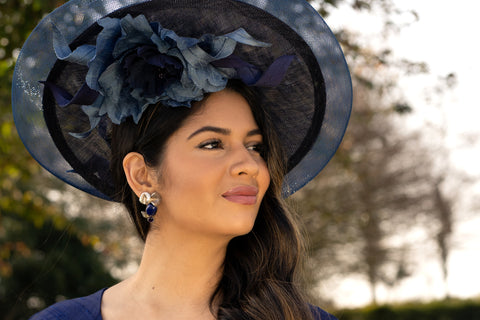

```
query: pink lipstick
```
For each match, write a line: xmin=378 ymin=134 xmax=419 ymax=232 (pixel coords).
xmin=222 ymin=186 xmax=258 ymax=205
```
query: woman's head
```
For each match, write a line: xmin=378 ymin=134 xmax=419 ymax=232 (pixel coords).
xmin=111 ymin=80 xmax=286 ymax=240
xmin=111 ymin=80 xmax=313 ymax=319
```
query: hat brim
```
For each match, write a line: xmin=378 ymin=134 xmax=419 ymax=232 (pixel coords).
xmin=12 ymin=0 xmax=352 ymax=200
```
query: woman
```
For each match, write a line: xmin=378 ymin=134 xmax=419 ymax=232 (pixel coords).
xmin=12 ymin=0 xmax=352 ymax=319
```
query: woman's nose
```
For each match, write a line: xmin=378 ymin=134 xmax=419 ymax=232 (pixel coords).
xmin=229 ymin=145 xmax=260 ymax=177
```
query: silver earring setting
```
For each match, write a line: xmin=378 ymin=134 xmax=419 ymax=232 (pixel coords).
xmin=139 ymin=192 xmax=161 ymax=223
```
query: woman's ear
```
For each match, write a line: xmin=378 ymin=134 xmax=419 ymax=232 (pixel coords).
xmin=123 ymin=152 xmax=156 ymax=197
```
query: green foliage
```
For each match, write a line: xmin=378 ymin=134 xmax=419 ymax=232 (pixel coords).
xmin=0 ymin=0 xmax=68 ymax=198
xmin=0 ymin=1 xmax=121 ymax=318
xmin=337 ymin=299 xmax=480 ymax=320
xmin=0 ymin=217 xmax=117 ymax=319
xmin=297 ymin=0 xmax=442 ymax=307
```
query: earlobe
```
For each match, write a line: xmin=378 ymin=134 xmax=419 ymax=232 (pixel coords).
xmin=123 ymin=152 xmax=155 ymax=197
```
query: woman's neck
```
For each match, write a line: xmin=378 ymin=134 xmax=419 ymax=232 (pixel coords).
xmin=103 ymin=229 xmax=228 ymax=320
xmin=137 ymin=230 xmax=226 ymax=306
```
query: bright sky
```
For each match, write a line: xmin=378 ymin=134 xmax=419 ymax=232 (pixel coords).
xmin=322 ymin=0 xmax=480 ymax=307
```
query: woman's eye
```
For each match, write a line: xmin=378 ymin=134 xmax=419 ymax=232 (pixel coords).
xmin=198 ymin=139 xmax=223 ymax=150
xmin=247 ymin=143 xmax=265 ymax=155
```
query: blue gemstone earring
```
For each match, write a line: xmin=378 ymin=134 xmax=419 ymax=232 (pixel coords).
xmin=139 ymin=192 xmax=161 ymax=223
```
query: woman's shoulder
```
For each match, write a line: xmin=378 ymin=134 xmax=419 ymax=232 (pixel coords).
xmin=29 ymin=288 xmax=106 ymax=320
xmin=309 ymin=304 xmax=338 ymax=320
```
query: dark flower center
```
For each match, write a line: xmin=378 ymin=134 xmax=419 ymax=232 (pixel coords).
xmin=123 ymin=45 xmax=183 ymax=97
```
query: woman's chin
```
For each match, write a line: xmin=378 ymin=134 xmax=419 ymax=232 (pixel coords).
xmin=214 ymin=219 xmax=256 ymax=240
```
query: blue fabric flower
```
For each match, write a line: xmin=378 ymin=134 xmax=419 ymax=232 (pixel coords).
xmin=123 ymin=46 xmax=183 ymax=98
xmin=45 ymin=14 xmax=294 ymax=137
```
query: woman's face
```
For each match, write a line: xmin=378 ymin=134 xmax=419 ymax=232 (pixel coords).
xmin=151 ymin=89 xmax=270 ymax=240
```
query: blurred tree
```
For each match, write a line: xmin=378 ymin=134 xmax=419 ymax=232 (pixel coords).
xmin=432 ymin=176 xmax=453 ymax=298
xmin=1 ymin=215 xmax=117 ymax=319
xmin=420 ymin=73 xmax=463 ymax=300
xmin=296 ymin=0 xmax=472 ymax=308
xmin=297 ymin=0 xmax=436 ymax=306
xmin=0 ymin=1 xmax=129 ymax=318
xmin=295 ymin=79 xmax=435 ymax=304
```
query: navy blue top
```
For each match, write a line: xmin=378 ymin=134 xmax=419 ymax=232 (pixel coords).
xmin=30 ymin=288 xmax=337 ymax=319
xmin=30 ymin=289 xmax=105 ymax=320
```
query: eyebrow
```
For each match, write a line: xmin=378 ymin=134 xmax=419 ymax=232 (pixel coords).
xmin=187 ymin=126 xmax=262 ymax=140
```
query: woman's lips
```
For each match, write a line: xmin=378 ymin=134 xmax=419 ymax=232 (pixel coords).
xmin=222 ymin=186 xmax=259 ymax=205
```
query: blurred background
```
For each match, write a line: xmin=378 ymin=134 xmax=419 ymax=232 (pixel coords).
xmin=1 ymin=0 xmax=478 ymax=319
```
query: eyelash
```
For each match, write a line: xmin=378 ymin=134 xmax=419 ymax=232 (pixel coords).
xmin=198 ymin=139 xmax=223 ymax=150
xmin=198 ymin=139 xmax=265 ymax=155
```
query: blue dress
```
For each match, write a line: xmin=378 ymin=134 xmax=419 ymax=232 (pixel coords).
xmin=30 ymin=288 xmax=338 ymax=320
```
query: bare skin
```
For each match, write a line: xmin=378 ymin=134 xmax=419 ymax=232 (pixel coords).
xmin=101 ymin=232 xmax=225 ymax=320
xmin=101 ymin=90 xmax=270 ymax=320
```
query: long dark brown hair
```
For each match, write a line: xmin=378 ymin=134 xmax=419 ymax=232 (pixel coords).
xmin=110 ymin=80 xmax=314 ymax=319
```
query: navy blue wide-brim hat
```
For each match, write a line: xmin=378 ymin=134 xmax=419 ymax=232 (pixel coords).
xmin=12 ymin=0 xmax=352 ymax=201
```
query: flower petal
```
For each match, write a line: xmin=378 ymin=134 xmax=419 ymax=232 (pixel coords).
xmin=165 ymin=80 xmax=203 ymax=106
xmin=187 ymin=65 xmax=228 ymax=91
xmin=211 ymin=55 xmax=261 ymax=85
xmin=86 ymin=17 xmax=122 ymax=91
xmin=224 ymin=28 xmax=271 ymax=47
xmin=161 ymin=28 xmax=198 ymax=51
xmin=251 ymin=55 xmax=296 ymax=87
xmin=182 ymin=37 xmax=236 ymax=67
xmin=68 ymin=96 xmax=104 ymax=139
xmin=212 ymin=55 xmax=296 ymax=87
xmin=113 ymin=14 xmax=154 ymax=58
xmin=98 ymin=61 xmax=148 ymax=125
xmin=52 ymin=22 xmax=95 ymax=65
xmin=97 ymin=62 xmax=126 ymax=124
xmin=41 ymin=81 xmax=100 ymax=107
